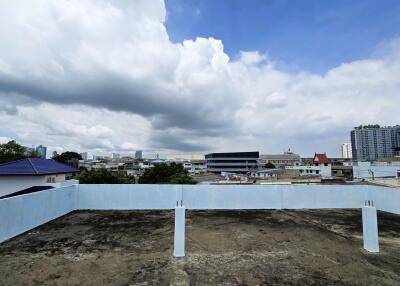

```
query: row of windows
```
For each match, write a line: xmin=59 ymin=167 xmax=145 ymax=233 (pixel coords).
xmin=206 ymin=160 xmax=258 ymax=163
xmin=207 ymin=166 xmax=257 ymax=169
xmin=205 ymin=152 xmax=259 ymax=159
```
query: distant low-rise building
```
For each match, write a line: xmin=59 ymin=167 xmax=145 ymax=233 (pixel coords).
xmin=331 ymin=165 xmax=353 ymax=180
xmin=353 ymin=161 xmax=400 ymax=179
xmin=205 ymin=152 xmax=259 ymax=174
xmin=188 ymin=160 xmax=206 ymax=175
xmin=249 ymin=169 xmax=282 ymax=179
xmin=259 ymin=149 xmax=301 ymax=168
xmin=0 ymin=158 xmax=79 ymax=198
xmin=286 ymin=153 xmax=332 ymax=178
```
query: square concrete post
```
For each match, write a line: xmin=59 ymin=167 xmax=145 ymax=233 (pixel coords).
xmin=173 ymin=204 xmax=186 ymax=257
xmin=362 ymin=201 xmax=379 ymax=253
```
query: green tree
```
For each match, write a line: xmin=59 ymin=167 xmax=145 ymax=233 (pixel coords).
xmin=356 ymin=124 xmax=380 ymax=129
xmin=0 ymin=140 xmax=39 ymax=164
xmin=265 ymin=162 xmax=276 ymax=169
xmin=52 ymin=151 xmax=82 ymax=164
xmin=139 ymin=162 xmax=196 ymax=184
xmin=75 ymin=168 xmax=134 ymax=184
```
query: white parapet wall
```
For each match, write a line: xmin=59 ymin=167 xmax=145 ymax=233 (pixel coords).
xmin=0 ymin=185 xmax=76 ymax=243
xmin=0 ymin=184 xmax=399 ymax=248
xmin=76 ymin=184 xmax=180 ymax=210
xmin=76 ymin=184 xmax=379 ymax=210
xmin=353 ymin=161 xmax=400 ymax=179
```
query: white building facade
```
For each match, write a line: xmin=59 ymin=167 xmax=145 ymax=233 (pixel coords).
xmin=286 ymin=153 xmax=332 ymax=178
xmin=353 ymin=161 xmax=400 ymax=179
xmin=341 ymin=143 xmax=352 ymax=159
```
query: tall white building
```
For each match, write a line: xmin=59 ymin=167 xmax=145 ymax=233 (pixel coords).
xmin=341 ymin=143 xmax=352 ymax=159
xmin=112 ymin=153 xmax=120 ymax=160
xmin=80 ymin=152 xmax=88 ymax=161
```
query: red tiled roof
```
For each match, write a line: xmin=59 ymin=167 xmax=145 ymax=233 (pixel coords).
xmin=313 ymin=153 xmax=331 ymax=164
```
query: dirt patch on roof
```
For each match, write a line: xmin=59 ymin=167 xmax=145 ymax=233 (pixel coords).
xmin=1 ymin=209 xmax=400 ymax=285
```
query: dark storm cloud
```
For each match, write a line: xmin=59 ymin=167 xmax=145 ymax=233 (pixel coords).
xmin=0 ymin=71 xmax=230 ymax=133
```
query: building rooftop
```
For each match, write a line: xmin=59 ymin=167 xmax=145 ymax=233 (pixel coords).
xmin=0 ymin=158 xmax=79 ymax=176
xmin=0 ymin=209 xmax=399 ymax=285
xmin=260 ymin=154 xmax=301 ymax=160
xmin=313 ymin=153 xmax=331 ymax=164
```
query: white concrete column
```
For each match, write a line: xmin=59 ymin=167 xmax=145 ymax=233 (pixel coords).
xmin=173 ymin=204 xmax=186 ymax=257
xmin=362 ymin=201 xmax=379 ymax=253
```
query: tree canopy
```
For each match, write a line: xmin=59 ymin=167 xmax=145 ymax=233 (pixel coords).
xmin=0 ymin=140 xmax=39 ymax=164
xmin=265 ymin=162 xmax=276 ymax=169
xmin=139 ymin=162 xmax=196 ymax=184
xmin=75 ymin=168 xmax=134 ymax=184
xmin=52 ymin=151 xmax=82 ymax=164
xmin=355 ymin=124 xmax=380 ymax=129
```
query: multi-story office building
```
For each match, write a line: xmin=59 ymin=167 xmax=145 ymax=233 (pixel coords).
xmin=341 ymin=143 xmax=352 ymax=159
xmin=135 ymin=150 xmax=143 ymax=160
xmin=205 ymin=152 xmax=259 ymax=174
xmin=351 ymin=125 xmax=400 ymax=161
xmin=112 ymin=153 xmax=120 ymax=160
xmin=35 ymin=145 xmax=47 ymax=159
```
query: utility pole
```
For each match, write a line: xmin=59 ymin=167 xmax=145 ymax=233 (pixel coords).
xmin=368 ymin=169 xmax=375 ymax=180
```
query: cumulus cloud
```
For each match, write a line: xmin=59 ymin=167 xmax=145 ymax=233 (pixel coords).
xmin=0 ymin=0 xmax=399 ymax=156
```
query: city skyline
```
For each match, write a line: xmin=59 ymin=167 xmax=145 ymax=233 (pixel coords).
xmin=0 ymin=1 xmax=400 ymax=157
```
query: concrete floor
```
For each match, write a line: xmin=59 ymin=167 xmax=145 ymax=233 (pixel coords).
xmin=1 ymin=209 xmax=400 ymax=285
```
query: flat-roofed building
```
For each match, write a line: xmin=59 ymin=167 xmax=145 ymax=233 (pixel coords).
xmin=259 ymin=149 xmax=301 ymax=168
xmin=286 ymin=153 xmax=332 ymax=178
xmin=189 ymin=160 xmax=206 ymax=175
xmin=353 ymin=161 xmax=400 ymax=179
xmin=205 ymin=152 xmax=259 ymax=174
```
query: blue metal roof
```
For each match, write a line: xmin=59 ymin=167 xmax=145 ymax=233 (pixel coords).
xmin=0 ymin=158 xmax=79 ymax=175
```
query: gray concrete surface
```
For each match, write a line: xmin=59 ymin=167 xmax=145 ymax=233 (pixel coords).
xmin=0 ymin=209 xmax=399 ymax=285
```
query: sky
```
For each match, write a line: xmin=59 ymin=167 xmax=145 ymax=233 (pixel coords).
xmin=0 ymin=0 xmax=399 ymax=158
xmin=165 ymin=0 xmax=400 ymax=73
